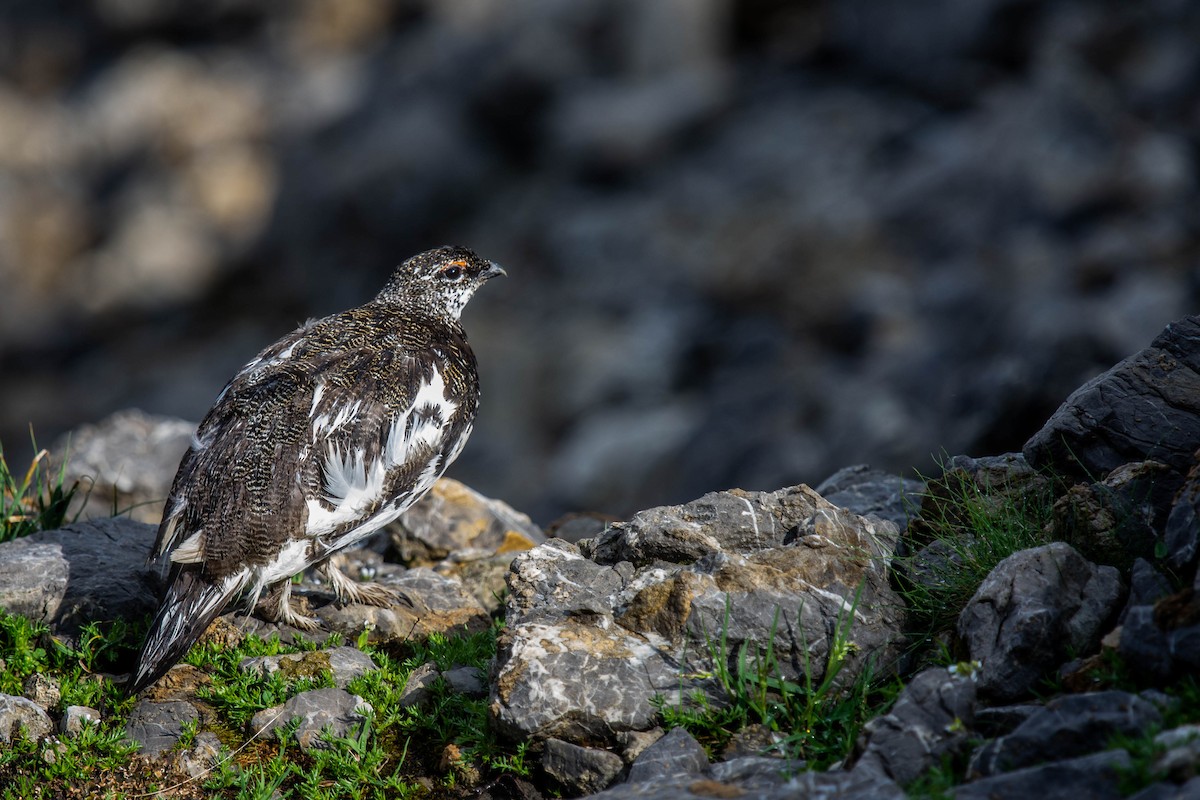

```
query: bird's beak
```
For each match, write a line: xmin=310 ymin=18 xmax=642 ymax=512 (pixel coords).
xmin=483 ymin=262 xmax=507 ymax=280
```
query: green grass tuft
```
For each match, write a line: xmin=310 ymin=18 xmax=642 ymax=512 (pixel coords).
xmin=0 ymin=434 xmax=79 ymax=543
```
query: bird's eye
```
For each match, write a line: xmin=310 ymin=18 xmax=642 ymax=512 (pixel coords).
xmin=440 ymin=264 xmax=465 ymax=282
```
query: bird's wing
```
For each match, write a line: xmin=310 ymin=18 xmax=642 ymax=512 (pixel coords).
xmin=152 ymin=313 xmax=477 ymax=580
xmin=301 ymin=335 xmax=477 ymax=557
xmin=151 ymin=323 xmax=316 ymax=564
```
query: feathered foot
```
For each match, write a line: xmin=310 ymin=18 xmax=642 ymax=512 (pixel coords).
xmin=256 ymin=579 xmax=323 ymax=632
xmin=319 ymin=559 xmax=400 ymax=608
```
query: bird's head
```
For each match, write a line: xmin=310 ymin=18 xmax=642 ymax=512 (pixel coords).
xmin=377 ymin=246 xmax=506 ymax=320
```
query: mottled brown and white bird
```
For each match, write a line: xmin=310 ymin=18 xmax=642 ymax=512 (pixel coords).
xmin=130 ymin=246 xmax=504 ymax=694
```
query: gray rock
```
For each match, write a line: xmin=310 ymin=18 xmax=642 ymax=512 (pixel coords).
xmin=1049 ymin=462 xmax=1169 ymax=571
xmin=172 ymin=731 xmax=223 ymax=779
xmin=318 ymin=567 xmax=489 ymax=643
xmin=0 ymin=517 xmax=158 ymax=631
xmin=852 ymin=666 xmax=977 ymax=785
xmin=1154 ymin=724 xmax=1200 ymax=783
xmin=249 ymin=687 xmax=372 ymax=752
xmin=389 ymin=477 xmax=544 ymax=564
xmin=23 ymin=673 xmax=61 ymax=710
xmin=507 ymin=538 xmax=627 ymax=625
xmin=626 ymin=727 xmax=708 ymax=783
xmin=54 ymin=410 xmax=195 ymax=524
xmin=815 ymin=464 xmax=924 ymax=533
xmin=239 ymin=646 xmax=378 ymax=689
xmin=585 ymin=485 xmax=899 ymax=566
xmin=970 ymin=691 xmax=1162 ymax=777
xmin=1024 ymin=315 xmax=1200 ymax=483
xmin=708 ymin=756 xmax=793 ymax=789
xmin=124 ymin=699 xmax=199 ymax=757
xmin=542 ymin=737 xmax=625 ymax=795
xmin=494 ymin=485 xmax=907 ymax=746
xmin=397 ymin=662 xmax=440 ymax=710
xmin=957 ymin=542 xmax=1124 ymax=702
xmin=442 ymin=665 xmax=487 ymax=698
xmin=59 ymin=705 xmax=101 ymax=737
xmin=1126 ymin=558 xmax=1175 ymax=618
xmin=1119 ymin=604 xmax=1174 ymax=684
xmin=952 ymin=749 xmax=1132 ymax=800
xmin=1166 ymin=456 xmax=1200 ymax=576
xmin=0 ymin=694 xmax=54 ymax=744
xmin=1129 ymin=777 xmax=1200 ymax=800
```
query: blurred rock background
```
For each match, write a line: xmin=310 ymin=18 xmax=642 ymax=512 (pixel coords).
xmin=0 ymin=0 xmax=1197 ymax=523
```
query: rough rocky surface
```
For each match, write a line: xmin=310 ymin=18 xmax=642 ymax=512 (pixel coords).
xmin=124 ymin=699 xmax=200 ymax=757
xmin=0 ymin=517 xmax=158 ymax=630
xmin=12 ymin=316 xmax=1200 ymax=795
xmin=543 ymin=737 xmax=626 ymax=796
xmin=851 ymin=666 xmax=977 ymax=785
xmin=1025 ymin=316 xmax=1200 ymax=484
xmin=952 ymin=750 xmax=1133 ymax=800
xmin=249 ymin=688 xmax=373 ymax=752
xmin=239 ymin=646 xmax=378 ymax=689
xmin=957 ymin=542 xmax=1124 ymax=702
xmin=494 ymin=485 xmax=906 ymax=745
xmin=59 ymin=705 xmax=101 ymax=737
xmin=0 ymin=694 xmax=54 ymax=744
xmin=969 ymin=691 xmax=1162 ymax=777
xmin=54 ymin=409 xmax=194 ymax=523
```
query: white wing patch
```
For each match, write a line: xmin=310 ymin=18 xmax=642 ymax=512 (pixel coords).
xmin=304 ymin=368 xmax=458 ymax=537
xmin=170 ymin=530 xmax=206 ymax=564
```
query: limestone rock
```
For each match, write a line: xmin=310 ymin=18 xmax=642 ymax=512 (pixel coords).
xmin=969 ymin=691 xmax=1162 ymax=777
xmin=249 ymin=688 xmax=372 ymax=752
xmin=626 ymin=727 xmax=708 ymax=783
xmin=317 ymin=567 xmax=489 ymax=643
xmin=55 ymin=410 xmax=195 ymax=524
xmin=958 ymin=542 xmax=1123 ymax=702
xmin=390 ymin=477 xmax=544 ymax=564
xmin=239 ymin=646 xmax=378 ymax=689
xmin=124 ymin=699 xmax=199 ymax=757
xmin=815 ymin=464 xmax=924 ymax=533
xmin=952 ymin=749 xmax=1132 ymax=800
xmin=59 ymin=705 xmax=101 ymax=737
xmin=852 ymin=666 xmax=977 ymax=786
xmin=495 ymin=485 xmax=907 ymax=747
xmin=0 ymin=694 xmax=54 ymax=744
xmin=22 ymin=673 xmax=61 ymax=710
xmin=398 ymin=662 xmax=440 ymax=710
xmin=1165 ymin=454 xmax=1200 ymax=577
xmin=1024 ymin=316 xmax=1200 ymax=483
xmin=0 ymin=517 xmax=157 ymax=631
xmin=543 ymin=737 xmax=625 ymax=795
xmin=1050 ymin=461 xmax=1173 ymax=571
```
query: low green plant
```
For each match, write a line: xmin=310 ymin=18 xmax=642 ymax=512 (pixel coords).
xmin=654 ymin=585 xmax=902 ymax=769
xmin=0 ymin=435 xmax=78 ymax=543
xmin=898 ymin=462 xmax=1056 ymax=642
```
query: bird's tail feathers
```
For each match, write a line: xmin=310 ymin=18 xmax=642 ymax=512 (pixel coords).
xmin=129 ymin=567 xmax=243 ymax=695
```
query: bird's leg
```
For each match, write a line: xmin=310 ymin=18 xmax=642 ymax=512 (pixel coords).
xmin=318 ymin=559 xmax=400 ymax=608
xmin=256 ymin=578 xmax=323 ymax=631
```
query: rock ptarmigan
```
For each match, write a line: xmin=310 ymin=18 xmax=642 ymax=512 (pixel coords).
xmin=129 ymin=246 xmax=504 ymax=693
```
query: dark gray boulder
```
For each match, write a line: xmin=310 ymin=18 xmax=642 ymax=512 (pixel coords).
xmin=626 ymin=727 xmax=708 ymax=783
xmin=852 ymin=666 xmax=977 ymax=786
xmin=957 ymin=542 xmax=1123 ymax=702
xmin=969 ymin=691 xmax=1162 ymax=777
xmin=543 ymin=737 xmax=625 ymax=795
xmin=1024 ymin=315 xmax=1200 ymax=483
xmin=952 ymin=749 xmax=1132 ymax=800
xmin=814 ymin=464 xmax=924 ymax=533
xmin=0 ymin=517 xmax=158 ymax=631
